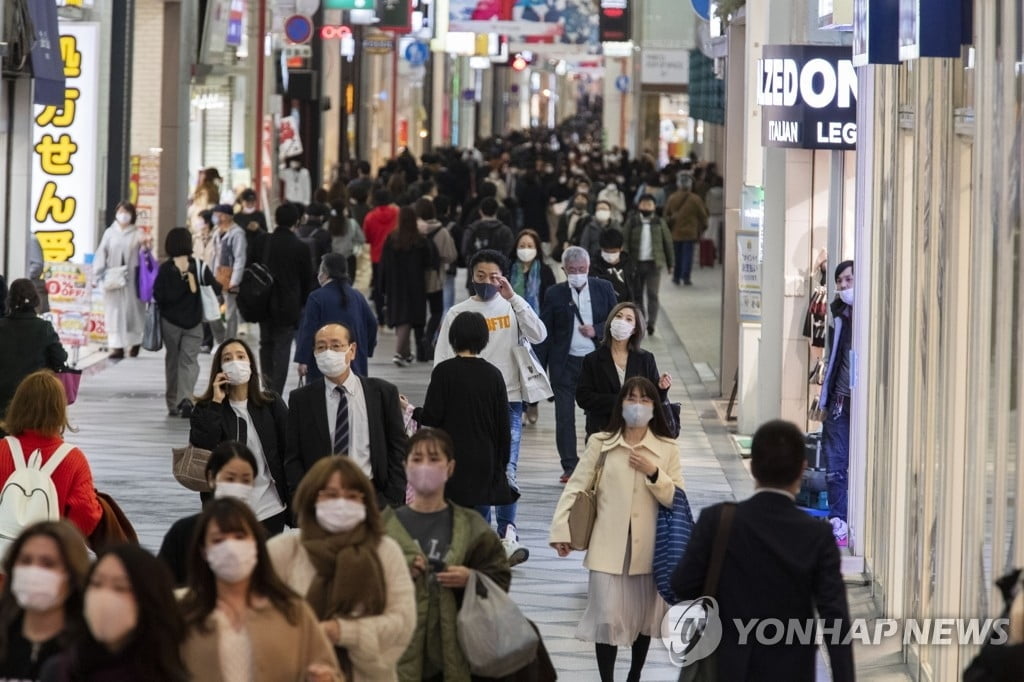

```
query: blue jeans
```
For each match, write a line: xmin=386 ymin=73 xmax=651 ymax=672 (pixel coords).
xmin=442 ymin=273 xmax=456 ymax=316
xmin=551 ymin=355 xmax=585 ymax=474
xmin=673 ymin=240 xmax=695 ymax=283
xmin=478 ymin=401 xmax=523 ymax=538
xmin=822 ymin=397 xmax=851 ymax=521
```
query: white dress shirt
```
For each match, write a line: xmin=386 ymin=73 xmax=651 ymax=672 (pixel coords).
xmin=639 ymin=219 xmax=653 ymax=261
xmin=324 ymin=374 xmax=372 ymax=478
xmin=570 ymin=284 xmax=596 ymax=357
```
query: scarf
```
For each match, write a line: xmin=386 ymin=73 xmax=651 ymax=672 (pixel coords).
xmin=300 ymin=521 xmax=387 ymax=620
xmin=510 ymin=259 xmax=541 ymax=311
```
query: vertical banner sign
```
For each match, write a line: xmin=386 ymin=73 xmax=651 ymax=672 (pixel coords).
xmin=30 ymin=22 xmax=101 ymax=264
xmin=599 ymin=0 xmax=631 ymax=42
xmin=378 ymin=0 xmax=412 ymax=33
xmin=227 ymin=0 xmax=247 ymax=46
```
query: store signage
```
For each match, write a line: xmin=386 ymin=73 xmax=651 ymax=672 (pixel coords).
xmin=44 ymin=262 xmax=94 ymax=347
xmin=25 ymin=0 xmax=64 ymax=105
xmin=324 ymin=0 xmax=370 ymax=7
xmin=757 ymin=45 xmax=857 ymax=150
xmin=898 ymin=0 xmax=970 ymax=60
xmin=320 ymin=25 xmax=352 ymax=39
xmin=641 ymin=49 xmax=689 ymax=85
xmin=363 ymin=34 xmax=396 ymax=55
xmin=378 ymin=0 xmax=412 ymax=33
xmin=852 ymin=0 xmax=899 ymax=65
xmin=599 ymin=0 xmax=631 ymax=42
xmin=30 ymin=22 xmax=100 ymax=264
xmin=227 ymin=0 xmax=246 ymax=46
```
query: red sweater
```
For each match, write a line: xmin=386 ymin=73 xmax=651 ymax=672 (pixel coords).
xmin=0 ymin=431 xmax=102 ymax=537
xmin=363 ymin=205 xmax=399 ymax=263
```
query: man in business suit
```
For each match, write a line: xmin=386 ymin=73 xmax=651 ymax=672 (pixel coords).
xmin=537 ymin=246 xmax=617 ymax=481
xmin=284 ymin=322 xmax=408 ymax=507
xmin=672 ymin=420 xmax=855 ymax=682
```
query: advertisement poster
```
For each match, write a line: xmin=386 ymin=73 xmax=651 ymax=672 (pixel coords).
xmin=44 ymin=262 xmax=94 ymax=347
xmin=737 ymin=233 xmax=761 ymax=322
xmin=449 ymin=0 xmax=597 ymax=46
xmin=30 ymin=22 xmax=101 ymax=264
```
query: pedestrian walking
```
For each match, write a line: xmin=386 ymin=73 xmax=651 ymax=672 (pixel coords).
xmin=380 ymin=206 xmax=436 ymax=367
xmin=414 ymin=198 xmax=456 ymax=360
xmin=210 ymin=204 xmax=247 ymax=342
xmin=664 ymin=174 xmax=708 ymax=286
xmin=589 ymin=229 xmax=634 ymax=303
xmin=671 ymin=419 xmax=855 ymax=682
xmin=621 ymin=194 xmax=673 ymax=335
xmin=153 ymin=228 xmax=217 ymax=418
xmin=549 ymin=377 xmax=684 ymax=682
xmin=93 ymin=201 xmax=148 ymax=359
xmin=508 ymin=229 xmax=556 ymax=426
xmin=189 ymin=339 xmax=290 ymax=534
xmin=0 ymin=280 xmax=67 ymax=422
xmin=268 ymin=457 xmax=416 ymax=681
xmin=363 ymin=189 xmax=400 ymax=325
xmin=328 ymin=199 xmax=367 ymax=286
xmin=181 ymin=498 xmax=342 ymax=682
xmin=576 ymin=199 xmax=623 ymax=260
xmin=462 ymin=197 xmax=515 ymax=286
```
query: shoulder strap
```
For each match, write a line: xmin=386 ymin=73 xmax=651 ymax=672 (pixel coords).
xmin=590 ymin=449 xmax=610 ymax=492
xmin=5 ymin=437 xmax=24 ymax=469
xmin=703 ymin=503 xmax=736 ymax=597
xmin=40 ymin=443 xmax=75 ymax=476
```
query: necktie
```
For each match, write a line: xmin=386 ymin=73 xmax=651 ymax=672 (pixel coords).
xmin=333 ymin=386 xmax=350 ymax=456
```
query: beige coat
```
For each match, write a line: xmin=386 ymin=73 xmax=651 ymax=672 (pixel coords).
xmin=267 ymin=531 xmax=416 ymax=682
xmin=550 ymin=430 xmax=684 ymax=575
xmin=181 ymin=595 xmax=343 ymax=681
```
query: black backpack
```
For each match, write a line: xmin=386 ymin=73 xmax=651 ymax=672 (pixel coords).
xmin=237 ymin=243 xmax=274 ymax=323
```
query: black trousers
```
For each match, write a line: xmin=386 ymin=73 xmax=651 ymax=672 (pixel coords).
xmin=258 ymin=322 xmax=295 ymax=396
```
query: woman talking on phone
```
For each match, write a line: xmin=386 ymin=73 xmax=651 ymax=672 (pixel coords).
xmin=189 ymin=338 xmax=291 ymax=534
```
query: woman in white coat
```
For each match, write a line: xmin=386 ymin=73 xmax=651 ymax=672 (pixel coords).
xmin=550 ymin=376 xmax=684 ymax=682
xmin=93 ymin=200 xmax=148 ymax=359
xmin=267 ymin=456 xmax=416 ymax=682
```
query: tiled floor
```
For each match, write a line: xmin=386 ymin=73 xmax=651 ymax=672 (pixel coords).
xmin=65 ymin=261 xmax=910 ymax=681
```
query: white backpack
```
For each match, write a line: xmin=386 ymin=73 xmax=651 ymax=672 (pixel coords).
xmin=0 ymin=436 xmax=74 ymax=543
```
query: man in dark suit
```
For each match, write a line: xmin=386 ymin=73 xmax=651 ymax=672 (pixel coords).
xmin=672 ymin=420 xmax=855 ymax=682
xmin=284 ymin=322 xmax=408 ymax=507
xmin=536 ymin=246 xmax=617 ymax=480
xmin=259 ymin=203 xmax=314 ymax=395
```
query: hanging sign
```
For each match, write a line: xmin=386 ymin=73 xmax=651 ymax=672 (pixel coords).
xmin=852 ymin=0 xmax=900 ymax=66
xmin=30 ymin=22 xmax=101 ymax=264
xmin=599 ymin=0 xmax=631 ymax=42
xmin=378 ymin=0 xmax=412 ymax=33
xmin=898 ymin=0 xmax=971 ymax=60
xmin=757 ymin=45 xmax=857 ymax=150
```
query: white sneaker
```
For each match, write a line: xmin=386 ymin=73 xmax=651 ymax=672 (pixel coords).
xmin=502 ymin=525 xmax=530 ymax=566
xmin=830 ymin=517 xmax=849 ymax=548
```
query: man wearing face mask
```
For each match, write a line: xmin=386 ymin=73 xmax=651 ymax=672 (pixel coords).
xmin=622 ymin=194 xmax=673 ymax=335
xmin=576 ymin=199 xmax=622 ymax=260
xmin=211 ymin=203 xmax=247 ymax=341
xmin=285 ymin=322 xmax=408 ymax=507
xmin=234 ymin=188 xmax=269 ymax=265
xmin=536 ymin=247 xmax=618 ymax=482
xmin=589 ymin=228 xmax=634 ymax=303
xmin=280 ymin=154 xmax=312 ymax=205
xmin=554 ymin=191 xmax=592 ymax=262
xmin=818 ymin=261 xmax=855 ymax=548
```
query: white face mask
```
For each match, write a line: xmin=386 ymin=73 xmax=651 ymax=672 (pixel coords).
xmin=601 ymin=250 xmax=620 ymax=264
xmin=85 ymin=588 xmax=137 ymax=646
xmin=315 ymin=349 xmax=350 ymax=377
xmin=290 ymin=160 xmax=302 ymax=169
xmin=839 ymin=288 xmax=854 ymax=306
xmin=11 ymin=565 xmax=64 ymax=612
xmin=214 ymin=481 xmax=254 ymax=504
xmin=222 ymin=360 xmax=252 ymax=386
xmin=566 ymin=273 xmax=589 ymax=289
xmin=622 ymin=403 xmax=654 ymax=427
xmin=315 ymin=498 xmax=366 ymax=533
xmin=609 ymin=319 xmax=635 ymax=341
xmin=115 ymin=212 xmax=131 ymax=226
xmin=205 ymin=538 xmax=258 ymax=584
xmin=595 ymin=209 xmax=611 ymax=223
xmin=517 ymin=247 xmax=537 ymax=263
xmin=242 ymin=205 xmax=256 ymax=214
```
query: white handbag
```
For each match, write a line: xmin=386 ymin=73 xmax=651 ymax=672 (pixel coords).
xmin=196 ymin=259 xmax=221 ymax=322
xmin=102 ymin=265 xmax=128 ymax=291
xmin=512 ymin=339 xmax=553 ymax=403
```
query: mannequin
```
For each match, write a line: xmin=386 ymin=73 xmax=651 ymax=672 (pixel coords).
xmin=280 ymin=155 xmax=312 ymax=205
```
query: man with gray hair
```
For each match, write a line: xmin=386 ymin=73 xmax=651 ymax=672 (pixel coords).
xmin=536 ymin=246 xmax=618 ymax=480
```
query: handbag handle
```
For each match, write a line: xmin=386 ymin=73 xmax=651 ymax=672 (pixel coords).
xmin=702 ymin=503 xmax=736 ymax=597
xmin=588 ymin=449 xmax=610 ymax=494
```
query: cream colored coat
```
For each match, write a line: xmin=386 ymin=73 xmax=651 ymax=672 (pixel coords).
xmin=550 ymin=430 xmax=684 ymax=576
xmin=267 ymin=531 xmax=416 ymax=682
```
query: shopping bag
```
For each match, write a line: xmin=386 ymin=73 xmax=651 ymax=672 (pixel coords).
xmin=171 ymin=444 xmax=213 ymax=492
xmin=142 ymin=303 xmax=163 ymax=352
xmin=654 ymin=487 xmax=695 ymax=604
xmin=512 ymin=342 xmax=553 ymax=402
xmin=457 ymin=570 xmax=539 ymax=677
xmin=196 ymin=259 xmax=222 ymax=322
xmin=55 ymin=367 xmax=82 ymax=405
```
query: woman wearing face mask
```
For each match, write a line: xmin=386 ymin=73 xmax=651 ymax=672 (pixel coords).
xmin=93 ymin=201 xmax=147 ymax=360
xmin=180 ymin=498 xmax=342 ymax=681
xmin=508 ymin=229 xmax=556 ymax=314
xmin=189 ymin=339 xmax=290 ymax=534
xmin=576 ymin=302 xmax=671 ymax=441
xmin=267 ymin=457 xmax=416 ymax=681
xmin=0 ymin=522 xmax=89 ymax=681
xmin=157 ymin=442 xmax=260 ymax=586
xmin=40 ymin=544 xmax=188 ymax=681
xmin=577 ymin=200 xmax=623 ymax=260
xmin=549 ymin=377 xmax=684 ymax=682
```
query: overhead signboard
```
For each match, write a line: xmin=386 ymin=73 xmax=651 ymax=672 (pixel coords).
xmin=31 ymin=21 xmax=100 ymax=264
xmin=449 ymin=0 xmax=597 ymax=46
xmin=898 ymin=0 xmax=970 ymax=60
xmin=324 ymin=0 xmax=371 ymax=7
xmin=852 ymin=0 xmax=899 ymax=66
xmin=599 ymin=0 xmax=631 ymax=42
xmin=378 ymin=0 xmax=412 ymax=33
xmin=641 ymin=49 xmax=689 ymax=85
xmin=757 ymin=45 xmax=857 ymax=150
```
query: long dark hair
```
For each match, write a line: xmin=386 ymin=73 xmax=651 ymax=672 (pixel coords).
xmin=76 ymin=545 xmax=188 ymax=680
xmin=195 ymin=338 xmax=274 ymax=407
xmin=603 ymin=376 xmax=673 ymax=439
xmin=180 ymin=498 xmax=299 ymax=631
xmin=389 ymin=205 xmax=425 ymax=251
xmin=0 ymin=521 xmax=90 ymax=660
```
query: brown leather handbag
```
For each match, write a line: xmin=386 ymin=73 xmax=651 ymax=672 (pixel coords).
xmin=567 ymin=450 xmax=609 ymax=551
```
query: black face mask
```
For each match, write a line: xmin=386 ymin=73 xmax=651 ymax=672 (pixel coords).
xmin=473 ymin=282 xmax=498 ymax=301
xmin=639 ymin=210 xmax=654 ymax=218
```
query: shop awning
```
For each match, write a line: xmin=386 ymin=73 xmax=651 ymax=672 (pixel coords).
xmin=26 ymin=0 xmax=65 ymax=106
